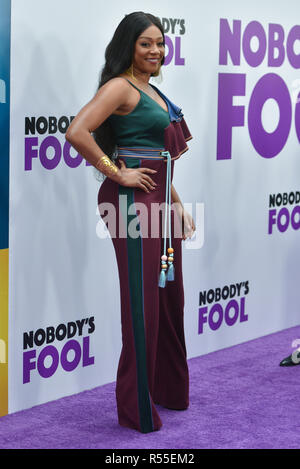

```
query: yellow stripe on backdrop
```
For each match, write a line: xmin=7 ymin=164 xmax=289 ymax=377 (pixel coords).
xmin=0 ymin=249 xmax=8 ymax=417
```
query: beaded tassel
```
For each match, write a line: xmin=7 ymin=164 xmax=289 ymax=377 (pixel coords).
xmin=166 ymin=156 xmax=174 ymax=281
xmin=158 ymin=151 xmax=175 ymax=287
xmin=159 ymin=255 xmax=168 ymax=288
xmin=166 ymin=249 xmax=174 ymax=281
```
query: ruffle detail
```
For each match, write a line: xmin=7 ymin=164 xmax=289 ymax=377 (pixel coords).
xmin=164 ymin=118 xmax=192 ymax=160
xmin=150 ymin=84 xmax=192 ymax=160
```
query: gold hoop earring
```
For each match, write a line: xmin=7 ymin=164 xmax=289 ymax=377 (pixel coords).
xmin=152 ymin=63 xmax=161 ymax=77
xmin=125 ymin=64 xmax=136 ymax=81
xmin=152 ymin=64 xmax=163 ymax=84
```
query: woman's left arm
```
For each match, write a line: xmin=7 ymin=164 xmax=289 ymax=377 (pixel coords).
xmin=171 ymin=184 xmax=196 ymax=240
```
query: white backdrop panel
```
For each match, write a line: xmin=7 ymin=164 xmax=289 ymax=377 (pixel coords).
xmin=9 ymin=0 xmax=300 ymax=413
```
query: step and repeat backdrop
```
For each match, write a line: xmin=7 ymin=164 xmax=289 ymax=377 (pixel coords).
xmin=0 ymin=0 xmax=299 ymax=415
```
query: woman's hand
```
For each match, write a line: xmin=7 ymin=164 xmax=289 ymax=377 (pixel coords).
xmin=182 ymin=209 xmax=196 ymax=240
xmin=173 ymin=203 xmax=196 ymax=240
xmin=118 ymin=160 xmax=158 ymax=193
xmin=171 ymin=185 xmax=195 ymax=240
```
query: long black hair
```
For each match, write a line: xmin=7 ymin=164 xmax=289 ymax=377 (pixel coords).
xmin=92 ymin=12 xmax=165 ymax=159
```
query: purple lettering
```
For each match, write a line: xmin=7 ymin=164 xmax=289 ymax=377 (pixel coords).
xmin=23 ymin=350 xmax=36 ymax=384
xmin=217 ymin=73 xmax=246 ymax=160
xmin=82 ymin=336 xmax=95 ymax=367
xmin=248 ymin=73 xmax=292 ymax=158
xmin=291 ymin=205 xmax=300 ymax=230
xmin=225 ymin=299 xmax=239 ymax=326
xmin=295 ymin=92 xmax=300 ymax=143
xmin=39 ymin=136 xmax=61 ymax=170
xmin=24 ymin=137 xmax=38 ymax=171
xmin=268 ymin=208 xmax=277 ymax=234
xmin=277 ymin=207 xmax=290 ymax=232
xmin=174 ymin=37 xmax=185 ymax=65
xmin=61 ymin=340 xmax=81 ymax=372
xmin=208 ymin=303 xmax=223 ymax=331
xmin=63 ymin=141 xmax=83 ymax=168
xmin=287 ymin=25 xmax=300 ymax=69
xmin=242 ymin=21 xmax=266 ymax=67
xmin=37 ymin=345 xmax=59 ymax=379
xmin=198 ymin=306 xmax=208 ymax=334
xmin=164 ymin=35 xmax=173 ymax=66
xmin=268 ymin=24 xmax=285 ymax=67
xmin=240 ymin=297 xmax=248 ymax=322
xmin=219 ymin=19 xmax=241 ymax=66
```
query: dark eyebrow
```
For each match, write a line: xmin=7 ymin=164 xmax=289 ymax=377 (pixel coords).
xmin=138 ymin=36 xmax=164 ymax=40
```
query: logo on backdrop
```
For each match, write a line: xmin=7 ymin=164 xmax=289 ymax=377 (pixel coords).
xmin=24 ymin=115 xmax=90 ymax=171
xmin=23 ymin=317 xmax=95 ymax=384
xmin=24 ymin=19 xmax=186 ymax=172
xmin=198 ymin=281 xmax=249 ymax=334
xmin=217 ymin=18 xmax=300 ymax=160
xmin=268 ymin=190 xmax=300 ymax=234
xmin=161 ymin=17 xmax=185 ymax=66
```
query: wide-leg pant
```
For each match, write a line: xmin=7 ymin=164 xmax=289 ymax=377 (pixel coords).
xmin=97 ymin=156 xmax=189 ymax=433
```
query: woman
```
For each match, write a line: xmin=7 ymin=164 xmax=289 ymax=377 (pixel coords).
xmin=66 ymin=11 xmax=195 ymax=433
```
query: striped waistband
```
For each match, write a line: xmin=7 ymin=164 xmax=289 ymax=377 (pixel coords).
xmin=117 ymin=147 xmax=165 ymax=160
xmin=117 ymin=146 xmax=174 ymax=289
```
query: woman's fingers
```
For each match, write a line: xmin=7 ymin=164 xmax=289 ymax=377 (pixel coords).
xmin=139 ymin=167 xmax=157 ymax=175
xmin=182 ymin=212 xmax=196 ymax=239
xmin=119 ymin=164 xmax=157 ymax=191
xmin=140 ymin=176 xmax=156 ymax=191
xmin=138 ymin=182 xmax=151 ymax=193
xmin=139 ymin=168 xmax=157 ymax=189
xmin=141 ymin=174 xmax=157 ymax=189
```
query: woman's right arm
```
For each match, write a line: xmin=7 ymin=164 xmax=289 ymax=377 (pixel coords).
xmin=65 ymin=78 xmax=157 ymax=193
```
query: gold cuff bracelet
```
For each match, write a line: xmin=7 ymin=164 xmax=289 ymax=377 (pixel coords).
xmin=96 ymin=155 xmax=118 ymax=176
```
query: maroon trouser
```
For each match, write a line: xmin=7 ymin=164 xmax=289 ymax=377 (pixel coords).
xmin=98 ymin=154 xmax=189 ymax=433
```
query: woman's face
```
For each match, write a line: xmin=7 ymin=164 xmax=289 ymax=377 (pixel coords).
xmin=133 ymin=24 xmax=165 ymax=75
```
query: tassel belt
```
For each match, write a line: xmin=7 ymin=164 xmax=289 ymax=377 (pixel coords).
xmin=117 ymin=146 xmax=174 ymax=288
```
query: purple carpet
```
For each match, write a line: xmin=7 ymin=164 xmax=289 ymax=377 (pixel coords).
xmin=0 ymin=326 xmax=299 ymax=449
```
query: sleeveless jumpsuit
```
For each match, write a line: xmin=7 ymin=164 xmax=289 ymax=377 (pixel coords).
xmin=97 ymin=80 xmax=192 ymax=433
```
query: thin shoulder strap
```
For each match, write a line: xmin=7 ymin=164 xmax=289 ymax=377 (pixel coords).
xmin=119 ymin=77 xmax=141 ymax=92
